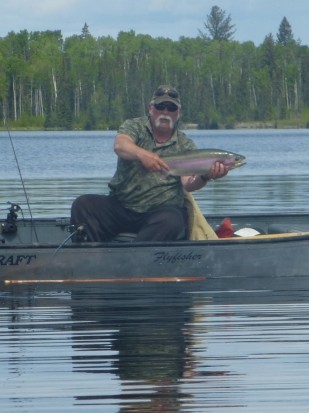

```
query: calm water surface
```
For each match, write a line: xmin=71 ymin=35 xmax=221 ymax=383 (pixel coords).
xmin=1 ymin=129 xmax=309 ymax=412
xmin=1 ymin=129 xmax=309 ymax=217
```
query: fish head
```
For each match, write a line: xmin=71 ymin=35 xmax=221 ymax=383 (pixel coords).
xmin=223 ymin=152 xmax=246 ymax=169
xmin=233 ymin=153 xmax=246 ymax=168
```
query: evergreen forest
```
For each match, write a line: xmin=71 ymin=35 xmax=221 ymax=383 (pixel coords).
xmin=1 ymin=7 xmax=309 ymax=130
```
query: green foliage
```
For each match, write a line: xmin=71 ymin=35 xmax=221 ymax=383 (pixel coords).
xmin=11 ymin=114 xmax=45 ymax=129
xmin=1 ymin=17 xmax=309 ymax=130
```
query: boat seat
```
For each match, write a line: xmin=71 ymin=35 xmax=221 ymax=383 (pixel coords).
xmin=112 ymin=229 xmax=187 ymax=242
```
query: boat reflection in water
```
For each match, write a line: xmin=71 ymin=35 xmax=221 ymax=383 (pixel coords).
xmin=3 ymin=280 xmax=309 ymax=412
xmin=69 ymin=286 xmax=225 ymax=412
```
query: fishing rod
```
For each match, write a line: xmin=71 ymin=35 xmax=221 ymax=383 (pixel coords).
xmin=52 ymin=224 xmax=87 ymax=258
xmin=4 ymin=115 xmax=39 ymax=242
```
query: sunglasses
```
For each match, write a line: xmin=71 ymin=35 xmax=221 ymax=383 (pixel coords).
xmin=153 ymin=102 xmax=179 ymax=112
xmin=154 ymin=87 xmax=179 ymax=99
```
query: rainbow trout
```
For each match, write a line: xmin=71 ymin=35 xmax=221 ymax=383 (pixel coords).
xmin=161 ymin=148 xmax=246 ymax=177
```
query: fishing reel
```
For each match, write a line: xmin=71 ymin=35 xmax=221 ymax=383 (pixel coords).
xmin=1 ymin=202 xmax=21 ymax=234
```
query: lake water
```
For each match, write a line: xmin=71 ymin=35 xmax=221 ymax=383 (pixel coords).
xmin=1 ymin=129 xmax=309 ymax=412
xmin=1 ymin=129 xmax=309 ymax=218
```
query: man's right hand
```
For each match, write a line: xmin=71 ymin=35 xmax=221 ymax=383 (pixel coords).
xmin=115 ymin=134 xmax=169 ymax=173
xmin=139 ymin=151 xmax=170 ymax=173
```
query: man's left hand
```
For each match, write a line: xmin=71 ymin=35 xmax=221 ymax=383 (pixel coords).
xmin=201 ymin=161 xmax=229 ymax=181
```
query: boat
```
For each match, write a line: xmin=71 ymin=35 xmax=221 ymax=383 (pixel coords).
xmin=1 ymin=202 xmax=309 ymax=291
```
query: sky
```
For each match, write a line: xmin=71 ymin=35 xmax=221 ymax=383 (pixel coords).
xmin=1 ymin=0 xmax=309 ymax=46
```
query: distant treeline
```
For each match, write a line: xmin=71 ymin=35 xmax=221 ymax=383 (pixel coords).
xmin=1 ymin=24 xmax=309 ymax=130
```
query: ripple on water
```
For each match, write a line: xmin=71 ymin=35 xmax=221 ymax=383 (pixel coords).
xmin=1 ymin=287 xmax=309 ymax=412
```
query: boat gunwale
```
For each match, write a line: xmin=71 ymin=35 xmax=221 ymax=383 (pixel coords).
xmin=9 ymin=211 xmax=309 ymax=223
xmin=2 ymin=231 xmax=309 ymax=250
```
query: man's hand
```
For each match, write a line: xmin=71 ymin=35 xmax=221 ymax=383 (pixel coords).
xmin=139 ymin=151 xmax=169 ymax=173
xmin=114 ymin=134 xmax=169 ymax=173
xmin=201 ymin=161 xmax=229 ymax=181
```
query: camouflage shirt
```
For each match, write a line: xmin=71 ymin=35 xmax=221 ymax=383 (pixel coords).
xmin=108 ymin=116 xmax=196 ymax=213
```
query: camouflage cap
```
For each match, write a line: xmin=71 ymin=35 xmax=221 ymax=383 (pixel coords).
xmin=150 ymin=85 xmax=181 ymax=107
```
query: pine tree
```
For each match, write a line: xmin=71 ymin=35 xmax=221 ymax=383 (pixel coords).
xmin=277 ymin=17 xmax=294 ymax=46
xmin=199 ymin=5 xmax=236 ymax=41
xmin=81 ymin=23 xmax=90 ymax=39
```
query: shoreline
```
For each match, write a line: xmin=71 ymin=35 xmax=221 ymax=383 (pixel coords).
xmin=0 ymin=121 xmax=308 ymax=132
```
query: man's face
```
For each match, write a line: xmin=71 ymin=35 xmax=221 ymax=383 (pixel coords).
xmin=149 ymin=102 xmax=180 ymax=131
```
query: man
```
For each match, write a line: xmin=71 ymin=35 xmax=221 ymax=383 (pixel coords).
xmin=71 ymin=85 xmax=228 ymax=242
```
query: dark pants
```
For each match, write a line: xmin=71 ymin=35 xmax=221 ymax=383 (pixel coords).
xmin=70 ymin=194 xmax=187 ymax=242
